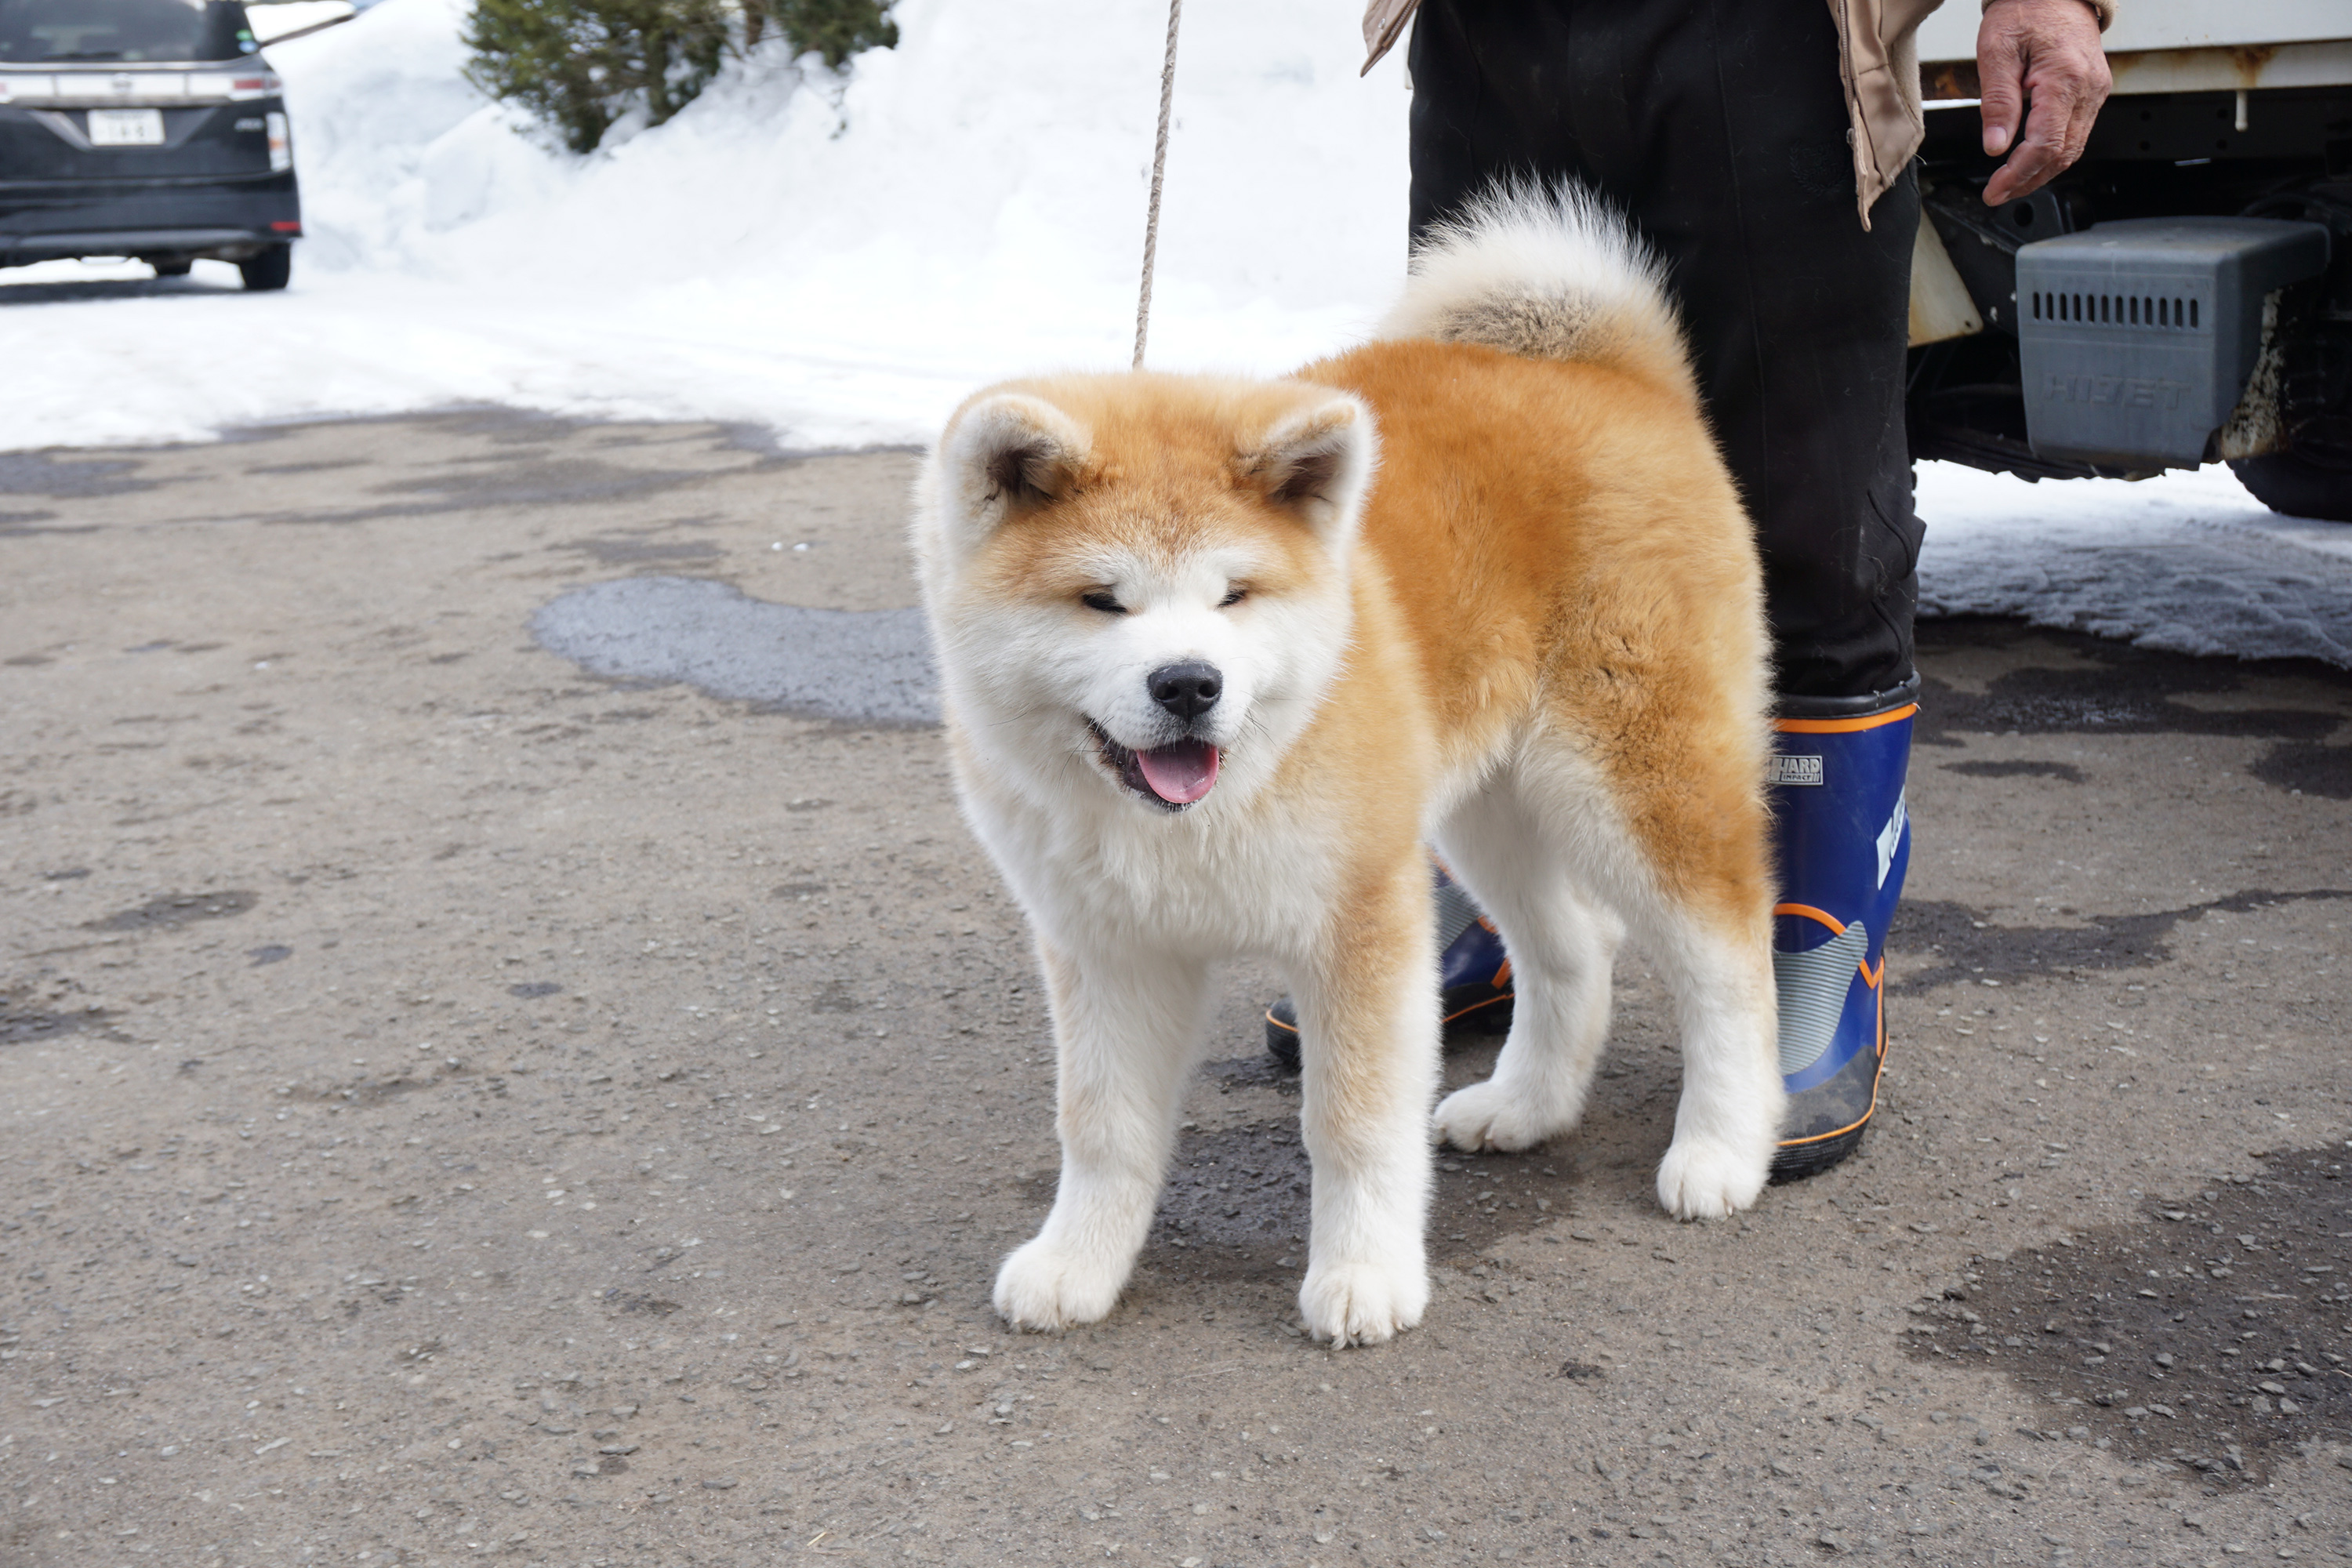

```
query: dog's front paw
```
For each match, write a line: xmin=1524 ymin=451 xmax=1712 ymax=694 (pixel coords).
xmin=993 ymin=1238 xmax=1123 ymax=1331
xmin=1433 ymin=1079 xmax=1557 ymax=1153
xmin=1298 ymin=1258 xmax=1428 ymax=1347
xmin=1655 ymin=1136 xmax=1768 ymax=1221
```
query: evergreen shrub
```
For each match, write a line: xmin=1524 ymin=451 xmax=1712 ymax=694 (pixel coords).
xmin=751 ymin=0 xmax=896 ymax=69
xmin=464 ymin=0 xmax=897 ymax=154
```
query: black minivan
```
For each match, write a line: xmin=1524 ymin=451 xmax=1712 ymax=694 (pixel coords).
xmin=0 ymin=0 xmax=301 ymax=289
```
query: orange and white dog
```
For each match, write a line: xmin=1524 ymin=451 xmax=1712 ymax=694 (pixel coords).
xmin=913 ymin=189 xmax=1782 ymax=1345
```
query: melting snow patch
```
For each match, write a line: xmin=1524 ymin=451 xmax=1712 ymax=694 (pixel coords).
xmin=1918 ymin=463 xmax=2352 ymax=669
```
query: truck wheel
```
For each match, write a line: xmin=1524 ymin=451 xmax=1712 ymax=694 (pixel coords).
xmin=2230 ymin=452 xmax=2352 ymax=523
xmin=238 ymin=245 xmax=292 ymax=292
xmin=150 ymin=259 xmax=192 ymax=278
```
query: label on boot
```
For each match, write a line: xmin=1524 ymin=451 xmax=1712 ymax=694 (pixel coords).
xmin=1769 ymin=754 xmax=1824 ymax=786
xmin=1876 ymin=791 xmax=1908 ymax=890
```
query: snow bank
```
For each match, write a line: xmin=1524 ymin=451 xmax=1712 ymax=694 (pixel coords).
xmin=0 ymin=0 xmax=1410 ymax=448
xmin=1915 ymin=463 xmax=2352 ymax=667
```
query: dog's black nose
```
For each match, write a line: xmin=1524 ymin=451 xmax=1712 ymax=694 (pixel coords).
xmin=1148 ymin=661 xmax=1222 ymax=721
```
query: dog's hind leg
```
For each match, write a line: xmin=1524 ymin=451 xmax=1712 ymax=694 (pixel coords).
xmin=993 ymin=942 xmax=1210 ymax=1332
xmin=1430 ymin=780 xmax=1625 ymax=1153
xmin=1642 ymin=898 xmax=1781 ymax=1219
xmin=1292 ymin=859 xmax=1440 ymax=1346
xmin=1583 ymin=739 xmax=1781 ymax=1221
xmin=1451 ymin=733 xmax=1780 ymax=1219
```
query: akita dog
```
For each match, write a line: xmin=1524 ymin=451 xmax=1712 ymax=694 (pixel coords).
xmin=913 ymin=188 xmax=1782 ymax=1346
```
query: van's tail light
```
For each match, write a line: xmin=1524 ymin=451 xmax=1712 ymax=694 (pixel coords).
xmin=266 ymin=111 xmax=291 ymax=172
xmin=185 ymin=71 xmax=280 ymax=100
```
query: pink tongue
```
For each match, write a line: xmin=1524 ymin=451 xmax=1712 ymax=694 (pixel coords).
xmin=1135 ymin=740 xmax=1220 ymax=804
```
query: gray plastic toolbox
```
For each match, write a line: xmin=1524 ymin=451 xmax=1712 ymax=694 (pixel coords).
xmin=2016 ymin=216 xmax=2330 ymax=469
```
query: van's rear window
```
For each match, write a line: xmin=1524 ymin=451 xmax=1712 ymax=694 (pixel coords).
xmin=0 ymin=0 xmax=256 ymax=64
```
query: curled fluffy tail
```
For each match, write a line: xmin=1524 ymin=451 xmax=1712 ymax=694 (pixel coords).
xmin=1380 ymin=182 xmax=1697 ymax=406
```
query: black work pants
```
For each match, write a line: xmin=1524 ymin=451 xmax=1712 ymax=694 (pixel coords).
xmin=1408 ymin=0 xmax=1922 ymax=702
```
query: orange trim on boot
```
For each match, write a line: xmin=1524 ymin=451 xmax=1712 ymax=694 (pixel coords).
xmin=1776 ymin=704 xmax=1917 ymax=736
xmin=1441 ymin=993 xmax=1512 ymax=1028
xmin=1774 ymin=902 xmax=1846 ymax=937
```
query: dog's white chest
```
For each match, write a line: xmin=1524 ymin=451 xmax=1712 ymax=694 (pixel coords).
xmin=974 ymin=789 xmax=1334 ymax=963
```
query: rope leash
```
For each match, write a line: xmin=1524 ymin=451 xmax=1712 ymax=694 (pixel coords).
xmin=1134 ymin=0 xmax=1182 ymax=368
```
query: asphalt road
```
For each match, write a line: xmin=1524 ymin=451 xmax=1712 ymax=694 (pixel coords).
xmin=5 ymin=411 xmax=2352 ymax=1568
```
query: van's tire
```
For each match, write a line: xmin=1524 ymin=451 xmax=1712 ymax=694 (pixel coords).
xmin=150 ymin=258 xmax=192 ymax=278
xmin=2230 ymin=450 xmax=2352 ymax=523
xmin=238 ymin=245 xmax=292 ymax=292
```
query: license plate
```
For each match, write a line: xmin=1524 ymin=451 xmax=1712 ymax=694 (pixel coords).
xmin=87 ymin=108 xmax=165 ymax=147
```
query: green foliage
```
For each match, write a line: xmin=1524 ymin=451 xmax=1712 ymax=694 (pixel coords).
xmin=753 ymin=0 xmax=898 ymax=70
xmin=463 ymin=0 xmax=735 ymax=154
xmin=464 ymin=0 xmax=901 ymax=154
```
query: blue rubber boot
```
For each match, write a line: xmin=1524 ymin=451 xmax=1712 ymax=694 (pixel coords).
xmin=1767 ymin=677 xmax=1918 ymax=1181
xmin=1265 ymin=864 xmax=1512 ymax=1072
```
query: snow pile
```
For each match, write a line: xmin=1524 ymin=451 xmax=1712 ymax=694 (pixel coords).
xmin=0 ymin=0 xmax=1411 ymax=448
xmin=1916 ymin=464 xmax=2352 ymax=668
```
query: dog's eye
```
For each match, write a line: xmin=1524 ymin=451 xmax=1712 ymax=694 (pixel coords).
xmin=1081 ymin=591 xmax=1125 ymax=615
xmin=1218 ymin=586 xmax=1248 ymax=608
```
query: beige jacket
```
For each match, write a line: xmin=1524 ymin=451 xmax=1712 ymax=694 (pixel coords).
xmin=1359 ymin=0 xmax=2116 ymax=229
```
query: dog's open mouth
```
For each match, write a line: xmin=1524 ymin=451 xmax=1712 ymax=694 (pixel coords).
xmin=1089 ymin=723 xmax=1220 ymax=809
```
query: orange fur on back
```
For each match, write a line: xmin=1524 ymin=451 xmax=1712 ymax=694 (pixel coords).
xmin=1301 ymin=337 xmax=1774 ymax=936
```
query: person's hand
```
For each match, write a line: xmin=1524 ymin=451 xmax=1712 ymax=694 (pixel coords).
xmin=1976 ymin=0 xmax=2111 ymax=206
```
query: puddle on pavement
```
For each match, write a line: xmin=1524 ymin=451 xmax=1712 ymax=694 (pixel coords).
xmin=532 ymin=575 xmax=935 ymax=726
xmin=301 ymin=1068 xmax=473 ymax=1108
xmin=1907 ymin=1143 xmax=2352 ymax=1480
xmin=0 ymin=993 xmax=118 ymax=1044
xmin=1938 ymin=758 xmax=2086 ymax=783
xmin=2253 ymin=740 xmax=2352 ymax=799
xmin=0 ymin=510 xmax=72 ymax=536
xmin=0 ymin=449 xmax=154 ymax=499
xmin=1893 ymin=888 xmax=2352 ymax=990
xmin=82 ymin=889 xmax=257 ymax=931
xmin=364 ymin=456 xmax=702 ymax=508
xmin=1914 ymin=619 xmax=2350 ymax=796
xmin=244 ymin=458 xmax=366 ymax=477
xmin=1919 ymin=664 xmax=2338 ymax=744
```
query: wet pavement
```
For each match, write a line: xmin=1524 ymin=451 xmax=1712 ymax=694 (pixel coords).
xmin=1916 ymin=1143 xmax=2352 ymax=1476
xmin=3 ymin=412 xmax=2352 ymax=1567
xmin=530 ymin=577 xmax=935 ymax=727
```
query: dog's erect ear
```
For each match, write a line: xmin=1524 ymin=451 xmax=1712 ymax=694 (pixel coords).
xmin=1240 ymin=391 xmax=1377 ymax=541
xmin=941 ymin=393 xmax=1091 ymax=539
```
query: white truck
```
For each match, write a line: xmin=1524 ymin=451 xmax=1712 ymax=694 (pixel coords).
xmin=1907 ymin=0 xmax=2352 ymax=519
